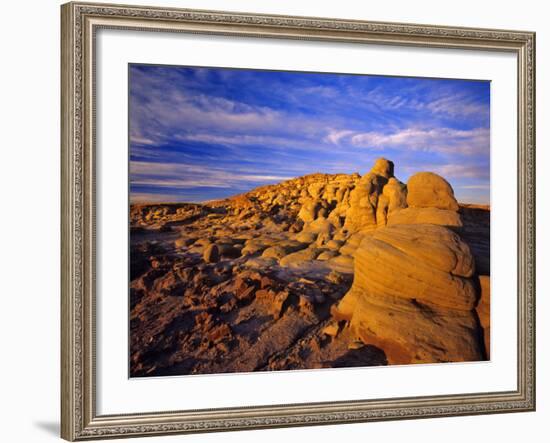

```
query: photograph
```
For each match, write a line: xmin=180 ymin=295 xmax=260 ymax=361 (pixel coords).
xmin=56 ymin=2 xmax=537 ymax=440
xmin=128 ymin=64 xmax=491 ymax=377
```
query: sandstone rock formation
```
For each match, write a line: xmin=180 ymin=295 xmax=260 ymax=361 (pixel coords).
xmin=129 ymin=157 xmax=490 ymax=376
xmin=333 ymin=224 xmax=483 ymax=364
xmin=387 ymin=207 xmax=463 ymax=228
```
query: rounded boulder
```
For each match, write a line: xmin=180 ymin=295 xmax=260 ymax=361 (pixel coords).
xmin=407 ymin=172 xmax=459 ymax=211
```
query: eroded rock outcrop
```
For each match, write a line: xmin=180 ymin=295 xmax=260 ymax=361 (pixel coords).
xmin=130 ymin=157 xmax=490 ymax=375
xmin=343 ymin=159 xmax=393 ymax=232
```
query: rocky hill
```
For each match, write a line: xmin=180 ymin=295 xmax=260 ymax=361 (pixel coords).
xmin=129 ymin=158 xmax=490 ymax=376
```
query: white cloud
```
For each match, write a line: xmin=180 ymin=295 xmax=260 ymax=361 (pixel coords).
xmin=430 ymin=163 xmax=490 ymax=180
xmin=174 ymin=133 xmax=314 ymax=150
xmin=426 ymin=93 xmax=489 ymax=118
xmin=359 ymin=85 xmax=489 ymax=121
xmin=300 ymin=86 xmax=339 ymax=98
xmin=130 ymin=161 xmax=293 ymax=190
xmin=130 ymin=136 xmax=157 ymax=146
xmin=323 ymin=129 xmax=356 ymax=145
xmin=324 ymin=126 xmax=489 ymax=156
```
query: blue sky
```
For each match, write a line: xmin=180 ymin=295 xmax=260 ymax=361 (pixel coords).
xmin=129 ymin=64 xmax=490 ymax=204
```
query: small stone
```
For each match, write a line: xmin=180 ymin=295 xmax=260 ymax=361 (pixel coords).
xmin=203 ymin=244 xmax=220 ymax=263
xmin=322 ymin=322 xmax=340 ymax=337
xmin=174 ymin=238 xmax=187 ymax=248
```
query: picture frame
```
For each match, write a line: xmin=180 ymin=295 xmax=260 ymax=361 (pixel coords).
xmin=61 ymin=1 xmax=536 ymax=440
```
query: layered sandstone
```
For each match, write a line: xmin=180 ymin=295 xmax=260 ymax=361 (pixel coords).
xmin=333 ymin=224 xmax=483 ymax=364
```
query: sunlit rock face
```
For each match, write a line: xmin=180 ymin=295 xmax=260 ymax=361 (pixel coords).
xmin=333 ymin=224 xmax=483 ymax=364
xmin=332 ymin=165 xmax=488 ymax=364
xmin=406 ymin=171 xmax=460 ymax=211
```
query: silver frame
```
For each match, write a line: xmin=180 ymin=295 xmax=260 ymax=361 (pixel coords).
xmin=61 ymin=2 xmax=536 ymax=440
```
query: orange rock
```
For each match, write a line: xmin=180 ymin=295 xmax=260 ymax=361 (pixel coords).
xmin=407 ymin=172 xmax=459 ymax=211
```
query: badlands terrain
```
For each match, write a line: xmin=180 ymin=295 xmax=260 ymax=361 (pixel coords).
xmin=129 ymin=158 xmax=490 ymax=377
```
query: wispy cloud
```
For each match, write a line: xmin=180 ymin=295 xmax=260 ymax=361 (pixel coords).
xmin=426 ymin=93 xmax=490 ymax=118
xmin=129 ymin=65 xmax=490 ymax=203
xmin=323 ymin=129 xmax=356 ymax=145
xmin=131 ymin=160 xmax=293 ymax=190
xmin=430 ymin=163 xmax=490 ymax=180
xmin=327 ymin=127 xmax=491 ymax=156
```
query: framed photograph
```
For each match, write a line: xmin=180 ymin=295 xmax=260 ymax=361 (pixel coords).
xmin=61 ymin=1 xmax=536 ymax=440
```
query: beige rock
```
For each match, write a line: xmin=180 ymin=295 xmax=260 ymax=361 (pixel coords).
xmin=316 ymin=250 xmax=338 ymax=261
xmin=338 ymin=231 xmax=367 ymax=256
xmin=316 ymin=230 xmax=332 ymax=247
xmin=323 ymin=183 xmax=338 ymax=203
xmin=333 ymin=224 xmax=482 ymax=364
xmin=388 ymin=207 xmax=463 ymax=228
xmin=241 ymin=239 xmax=269 ymax=256
xmin=306 ymin=217 xmax=335 ymax=235
xmin=407 ymin=172 xmax=459 ymax=211
xmin=261 ymin=240 xmax=308 ymax=260
xmin=332 ymin=229 xmax=350 ymax=242
xmin=377 ymin=177 xmax=408 ymax=227
xmin=322 ymin=322 xmax=340 ymax=337
xmin=349 ymin=293 xmax=483 ymax=364
xmin=344 ymin=171 xmax=388 ymax=232
xmin=308 ymin=182 xmax=325 ymax=199
xmin=294 ymin=231 xmax=317 ymax=244
xmin=331 ymin=284 xmax=360 ymax=320
xmin=297 ymin=199 xmax=320 ymax=223
xmin=194 ymin=238 xmax=212 ymax=247
xmin=383 ymin=177 xmax=407 ymax=211
xmin=327 ymin=254 xmax=354 ymax=274
xmin=356 ymin=225 xmax=476 ymax=307
xmin=280 ymin=248 xmax=322 ymax=267
xmin=327 ymin=207 xmax=347 ymax=228
xmin=243 ymin=256 xmax=277 ymax=269
xmin=370 ymin=157 xmax=394 ymax=178
xmin=203 ymin=244 xmax=219 ymax=263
